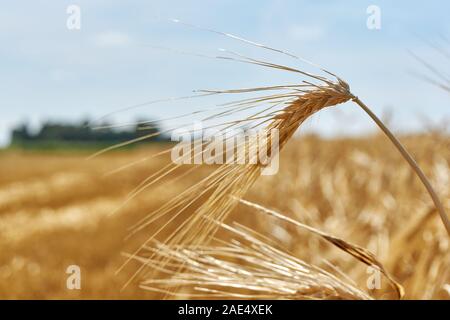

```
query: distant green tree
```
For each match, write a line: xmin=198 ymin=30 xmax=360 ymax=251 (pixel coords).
xmin=10 ymin=118 xmax=167 ymax=148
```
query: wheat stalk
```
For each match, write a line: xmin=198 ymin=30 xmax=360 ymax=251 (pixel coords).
xmin=100 ymin=25 xmax=450 ymax=287
xmin=123 ymin=71 xmax=448 ymax=278
xmin=351 ymin=97 xmax=450 ymax=234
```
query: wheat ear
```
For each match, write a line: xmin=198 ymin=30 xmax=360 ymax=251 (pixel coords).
xmin=105 ymin=31 xmax=450 ymax=286
xmin=129 ymin=221 xmax=373 ymax=300
xmin=239 ymin=198 xmax=404 ymax=299
xmin=116 ymin=78 xmax=355 ymax=287
xmin=120 ymin=73 xmax=449 ymax=288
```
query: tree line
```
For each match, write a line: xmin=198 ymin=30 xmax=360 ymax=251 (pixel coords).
xmin=10 ymin=119 xmax=168 ymax=147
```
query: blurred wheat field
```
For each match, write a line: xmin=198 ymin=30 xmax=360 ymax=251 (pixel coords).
xmin=0 ymin=134 xmax=449 ymax=299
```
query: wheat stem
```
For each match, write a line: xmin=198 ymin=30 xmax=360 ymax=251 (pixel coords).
xmin=351 ymin=96 xmax=450 ymax=236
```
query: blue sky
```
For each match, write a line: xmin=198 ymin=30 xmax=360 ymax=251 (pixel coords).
xmin=1 ymin=0 xmax=450 ymax=146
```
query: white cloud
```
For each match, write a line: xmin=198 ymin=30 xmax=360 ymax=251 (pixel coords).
xmin=92 ymin=31 xmax=132 ymax=48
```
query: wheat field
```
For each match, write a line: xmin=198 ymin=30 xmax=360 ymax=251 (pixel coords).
xmin=0 ymin=133 xmax=448 ymax=299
